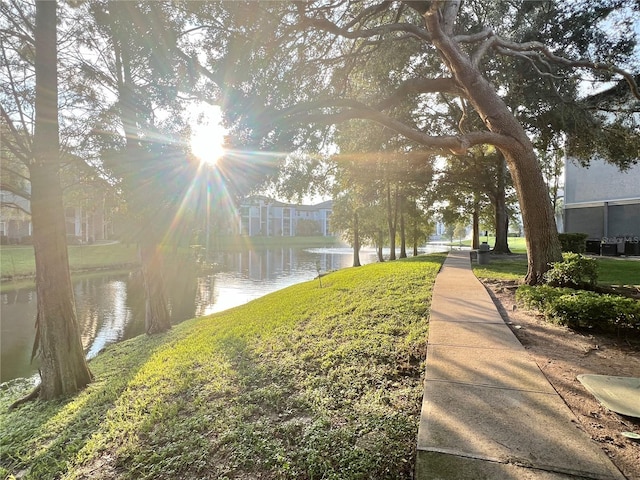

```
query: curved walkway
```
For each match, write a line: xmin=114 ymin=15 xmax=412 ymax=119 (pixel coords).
xmin=416 ymin=251 xmax=625 ymax=479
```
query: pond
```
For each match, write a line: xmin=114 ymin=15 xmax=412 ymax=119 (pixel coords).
xmin=0 ymin=245 xmax=449 ymax=383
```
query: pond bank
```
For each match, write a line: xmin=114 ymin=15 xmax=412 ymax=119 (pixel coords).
xmin=3 ymin=245 xmax=390 ymax=382
xmin=0 ymin=253 xmax=446 ymax=480
xmin=0 ymin=237 xmax=344 ymax=284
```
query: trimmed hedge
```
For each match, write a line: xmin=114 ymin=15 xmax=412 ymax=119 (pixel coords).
xmin=517 ymin=285 xmax=640 ymax=331
xmin=558 ymin=233 xmax=589 ymax=253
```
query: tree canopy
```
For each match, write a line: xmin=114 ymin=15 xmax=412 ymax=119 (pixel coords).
xmin=185 ymin=0 xmax=638 ymax=283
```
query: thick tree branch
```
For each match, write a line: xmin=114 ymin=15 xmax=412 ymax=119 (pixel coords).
xmin=375 ymin=77 xmax=463 ymax=110
xmin=455 ymin=28 xmax=493 ymax=45
xmin=494 ymin=47 xmax=566 ymax=80
xmin=277 ymin=99 xmax=517 ymax=153
xmin=0 ymin=181 xmax=31 ymax=200
xmin=437 ymin=0 xmax=461 ymax=36
xmin=342 ymin=1 xmax=393 ymax=30
xmin=1 ymin=201 xmax=31 ymax=216
xmin=471 ymin=34 xmax=497 ymax=67
xmin=298 ymin=7 xmax=432 ymax=42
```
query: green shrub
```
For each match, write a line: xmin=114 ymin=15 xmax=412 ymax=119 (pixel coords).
xmin=516 ymin=285 xmax=572 ymax=311
xmin=543 ymin=252 xmax=598 ymax=288
xmin=558 ymin=233 xmax=589 ymax=253
xmin=546 ymin=291 xmax=640 ymax=331
xmin=516 ymin=285 xmax=640 ymax=331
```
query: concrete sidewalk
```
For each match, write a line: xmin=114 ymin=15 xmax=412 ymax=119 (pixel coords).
xmin=416 ymin=251 xmax=625 ymax=480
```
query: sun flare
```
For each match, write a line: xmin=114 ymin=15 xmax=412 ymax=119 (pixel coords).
xmin=189 ymin=105 xmax=227 ymax=167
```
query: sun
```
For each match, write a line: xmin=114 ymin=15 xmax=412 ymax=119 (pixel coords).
xmin=189 ymin=105 xmax=227 ymax=167
xmin=191 ymin=126 xmax=225 ymax=166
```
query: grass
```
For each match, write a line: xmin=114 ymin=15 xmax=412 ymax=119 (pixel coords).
xmin=0 ymin=243 xmax=139 ymax=280
xmin=0 ymin=237 xmax=342 ymax=283
xmin=595 ymin=258 xmax=640 ymax=286
xmin=213 ymin=235 xmax=343 ymax=250
xmin=0 ymin=253 xmax=446 ymax=480
xmin=473 ymin=254 xmax=640 ymax=286
xmin=448 ymin=236 xmax=528 ymax=254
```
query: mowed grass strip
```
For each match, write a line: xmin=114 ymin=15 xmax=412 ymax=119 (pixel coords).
xmin=0 ymin=253 xmax=445 ymax=480
xmin=473 ymin=255 xmax=640 ymax=286
xmin=1 ymin=243 xmax=139 ymax=279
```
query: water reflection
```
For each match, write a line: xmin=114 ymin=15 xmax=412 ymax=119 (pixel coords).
xmin=0 ymin=245 xmax=447 ymax=382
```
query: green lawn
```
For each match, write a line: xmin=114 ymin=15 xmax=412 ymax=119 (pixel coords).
xmin=449 ymin=236 xmax=528 ymax=254
xmin=0 ymin=253 xmax=446 ymax=480
xmin=473 ymin=254 xmax=640 ymax=286
xmin=0 ymin=237 xmax=342 ymax=281
xmin=1 ymin=243 xmax=140 ymax=279
xmin=214 ymin=235 xmax=343 ymax=250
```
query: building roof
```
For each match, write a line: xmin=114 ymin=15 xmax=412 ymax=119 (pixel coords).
xmin=241 ymin=196 xmax=332 ymax=211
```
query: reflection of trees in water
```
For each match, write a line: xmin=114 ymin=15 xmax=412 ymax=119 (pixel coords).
xmin=2 ymin=247 xmax=356 ymax=382
xmin=124 ymin=271 xmax=146 ymax=339
xmin=2 ymin=289 xmax=36 ymax=305
xmin=75 ymin=278 xmax=100 ymax=350
xmin=212 ymin=247 xmax=352 ymax=280
xmin=163 ymin=253 xmax=198 ymax=323
xmin=124 ymin=253 xmax=200 ymax=338
xmin=194 ymin=276 xmax=216 ymax=318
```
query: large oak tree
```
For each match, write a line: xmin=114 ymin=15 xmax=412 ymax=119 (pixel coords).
xmin=188 ymin=1 xmax=638 ymax=283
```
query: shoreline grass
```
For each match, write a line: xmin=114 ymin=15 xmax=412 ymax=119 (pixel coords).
xmin=0 ymin=253 xmax=446 ymax=480
xmin=0 ymin=237 xmax=342 ymax=277
xmin=0 ymin=243 xmax=140 ymax=281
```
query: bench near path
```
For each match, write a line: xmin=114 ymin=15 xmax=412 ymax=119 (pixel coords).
xmin=416 ymin=250 xmax=625 ymax=480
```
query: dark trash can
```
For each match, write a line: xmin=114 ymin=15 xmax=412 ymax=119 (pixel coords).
xmin=601 ymin=243 xmax=618 ymax=256
xmin=624 ymin=241 xmax=640 ymax=256
xmin=585 ymin=240 xmax=601 ymax=255
xmin=478 ymin=242 xmax=490 ymax=265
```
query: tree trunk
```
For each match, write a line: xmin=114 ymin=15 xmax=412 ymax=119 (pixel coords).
xmin=352 ymin=212 xmax=361 ymax=267
xmin=493 ymin=151 xmax=511 ymax=254
xmin=413 ymin=221 xmax=419 ymax=256
xmin=425 ymin=7 xmax=561 ymax=284
xmin=31 ymin=0 xmax=92 ymax=400
xmin=113 ymin=16 xmax=172 ymax=332
xmin=377 ymin=229 xmax=384 ymax=262
xmin=472 ymin=198 xmax=480 ymax=250
xmin=505 ymin=148 xmax=561 ymax=283
xmin=139 ymin=244 xmax=171 ymax=334
xmin=399 ymin=199 xmax=407 ymax=258
xmin=386 ymin=183 xmax=397 ymax=260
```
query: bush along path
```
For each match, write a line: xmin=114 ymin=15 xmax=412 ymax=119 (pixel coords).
xmin=516 ymin=253 xmax=640 ymax=332
xmin=0 ymin=253 xmax=446 ymax=480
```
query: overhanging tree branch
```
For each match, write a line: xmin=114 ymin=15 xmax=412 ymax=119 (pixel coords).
xmin=375 ymin=77 xmax=463 ymax=110
xmin=276 ymin=98 xmax=517 ymax=153
xmin=0 ymin=182 xmax=30 ymax=200
xmin=297 ymin=5 xmax=432 ymax=42
xmin=492 ymin=38 xmax=640 ymax=100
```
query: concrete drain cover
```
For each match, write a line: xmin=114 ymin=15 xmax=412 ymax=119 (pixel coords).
xmin=577 ymin=374 xmax=640 ymax=418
